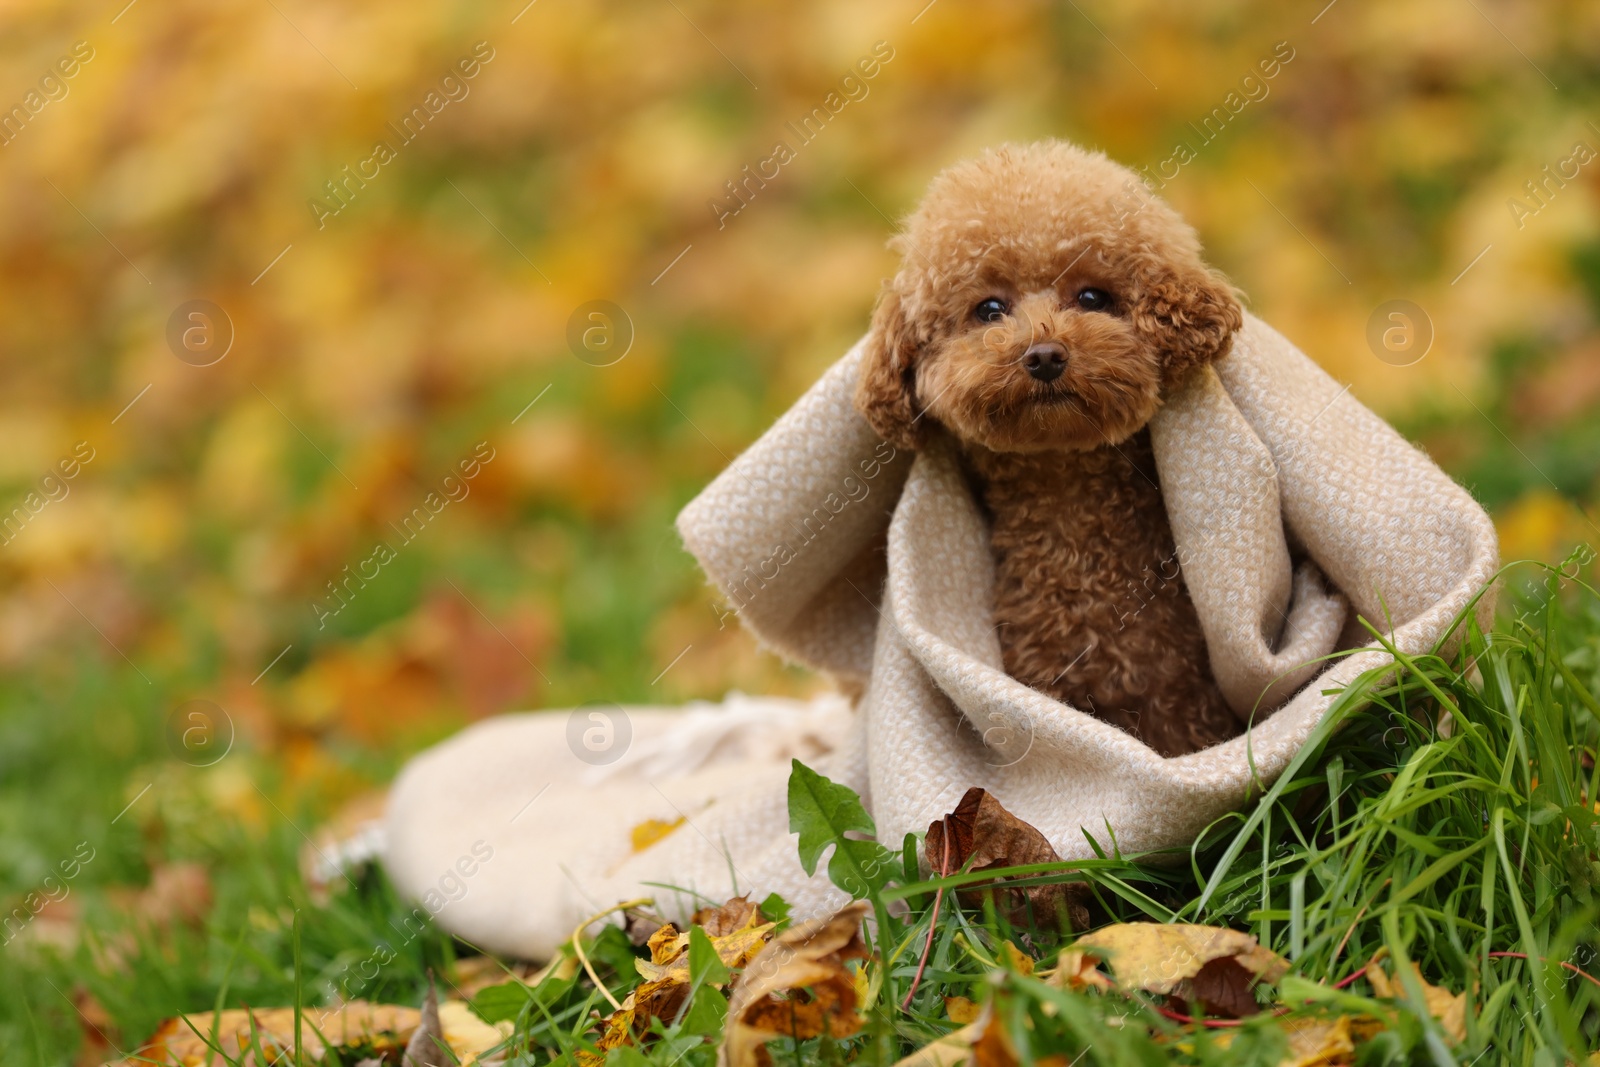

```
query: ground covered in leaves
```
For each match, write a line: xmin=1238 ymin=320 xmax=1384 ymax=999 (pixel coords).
xmin=8 ymin=558 xmax=1595 ymax=1066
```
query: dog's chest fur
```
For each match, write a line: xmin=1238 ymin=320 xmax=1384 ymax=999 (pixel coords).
xmin=963 ymin=429 xmax=1239 ymax=756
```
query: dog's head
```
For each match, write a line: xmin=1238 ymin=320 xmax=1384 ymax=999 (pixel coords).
xmin=855 ymin=141 xmax=1243 ymax=453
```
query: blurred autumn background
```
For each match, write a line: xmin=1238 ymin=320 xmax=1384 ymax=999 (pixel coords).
xmin=2 ymin=0 xmax=1599 ymax=1058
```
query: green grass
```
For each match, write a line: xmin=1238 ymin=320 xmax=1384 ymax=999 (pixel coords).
xmin=4 ymin=554 xmax=1599 ymax=1065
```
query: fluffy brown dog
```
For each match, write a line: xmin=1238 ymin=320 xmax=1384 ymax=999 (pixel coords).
xmin=854 ymin=141 xmax=1247 ymax=757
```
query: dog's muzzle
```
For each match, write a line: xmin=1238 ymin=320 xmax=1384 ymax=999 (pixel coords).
xmin=1023 ymin=341 xmax=1066 ymax=383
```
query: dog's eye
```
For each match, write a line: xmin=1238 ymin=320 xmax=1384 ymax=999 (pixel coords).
xmin=1076 ymin=288 xmax=1112 ymax=312
xmin=973 ymin=298 xmax=1009 ymax=323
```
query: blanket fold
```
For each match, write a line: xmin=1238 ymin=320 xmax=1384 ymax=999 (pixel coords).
xmin=382 ymin=312 xmax=1498 ymax=959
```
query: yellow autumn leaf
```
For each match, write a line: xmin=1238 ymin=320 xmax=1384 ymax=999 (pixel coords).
xmin=1212 ymin=1013 xmax=1363 ymax=1067
xmin=890 ymin=1020 xmax=984 ymax=1067
xmin=1072 ymin=922 xmax=1290 ymax=994
xmin=634 ymin=916 xmax=775 ymax=984
xmin=1365 ymin=956 xmax=1466 ymax=1044
xmin=631 ymin=816 xmax=685 ymax=852
xmin=1043 ymin=948 xmax=1114 ymax=993
xmin=944 ymin=995 xmax=981 ymax=1024
xmin=127 ymin=999 xmax=509 ymax=1066
xmin=999 ymin=941 xmax=1035 ymax=976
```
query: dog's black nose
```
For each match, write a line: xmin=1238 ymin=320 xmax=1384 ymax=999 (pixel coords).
xmin=1023 ymin=342 xmax=1066 ymax=382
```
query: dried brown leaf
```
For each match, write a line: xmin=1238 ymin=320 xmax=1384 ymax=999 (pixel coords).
xmin=581 ymin=898 xmax=778 ymax=1067
xmin=1187 ymin=956 xmax=1262 ymax=1018
xmin=693 ymin=895 xmax=764 ymax=937
xmin=402 ymin=978 xmax=444 ymax=1067
xmin=925 ymin=788 xmax=1088 ymax=930
xmin=718 ymin=901 xmax=870 ymax=1067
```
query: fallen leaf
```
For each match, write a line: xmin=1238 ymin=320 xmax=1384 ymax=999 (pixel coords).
xmin=1043 ymin=948 xmax=1113 ymax=993
xmin=623 ymin=904 xmax=670 ymax=944
xmin=403 ymin=977 xmax=444 ymax=1067
xmin=1070 ymin=923 xmax=1288 ymax=1017
xmin=971 ymin=1007 xmax=1019 ymax=1067
xmin=581 ymin=1003 xmax=643 ymax=1067
xmin=1276 ymin=1013 xmax=1358 ymax=1067
xmin=999 ymin=941 xmax=1035 ymax=977
xmin=1365 ymin=956 xmax=1466 ymax=1044
xmin=646 ymin=922 xmax=689 ymax=968
xmin=890 ymin=1021 xmax=984 ymax=1067
xmin=719 ymin=901 xmax=870 ymax=1067
xmin=631 ymin=816 xmax=685 ymax=853
xmin=959 ymin=1001 xmax=1070 ymax=1067
xmin=1210 ymin=1012 xmax=1360 ymax=1067
xmin=126 ymin=997 xmax=509 ymax=1066
xmin=635 ymin=912 xmax=773 ymax=984
xmin=1188 ymin=956 xmax=1263 ymax=1018
xmin=580 ymin=898 xmax=777 ymax=1067
xmin=925 ymin=788 xmax=1088 ymax=930
xmin=692 ymin=895 xmax=762 ymax=936
xmin=442 ymin=1000 xmax=512 ymax=1063
xmin=944 ymin=995 xmax=981 ymax=1023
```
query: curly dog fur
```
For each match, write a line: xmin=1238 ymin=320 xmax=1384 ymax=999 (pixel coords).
xmin=854 ymin=140 xmax=1246 ymax=756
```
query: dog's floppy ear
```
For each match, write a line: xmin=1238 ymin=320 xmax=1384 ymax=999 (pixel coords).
xmin=854 ymin=286 xmax=926 ymax=450
xmin=1131 ymin=255 xmax=1244 ymax=387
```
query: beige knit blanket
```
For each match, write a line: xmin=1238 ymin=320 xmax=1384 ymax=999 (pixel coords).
xmin=383 ymin=312 xmax=1498 ymax=959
